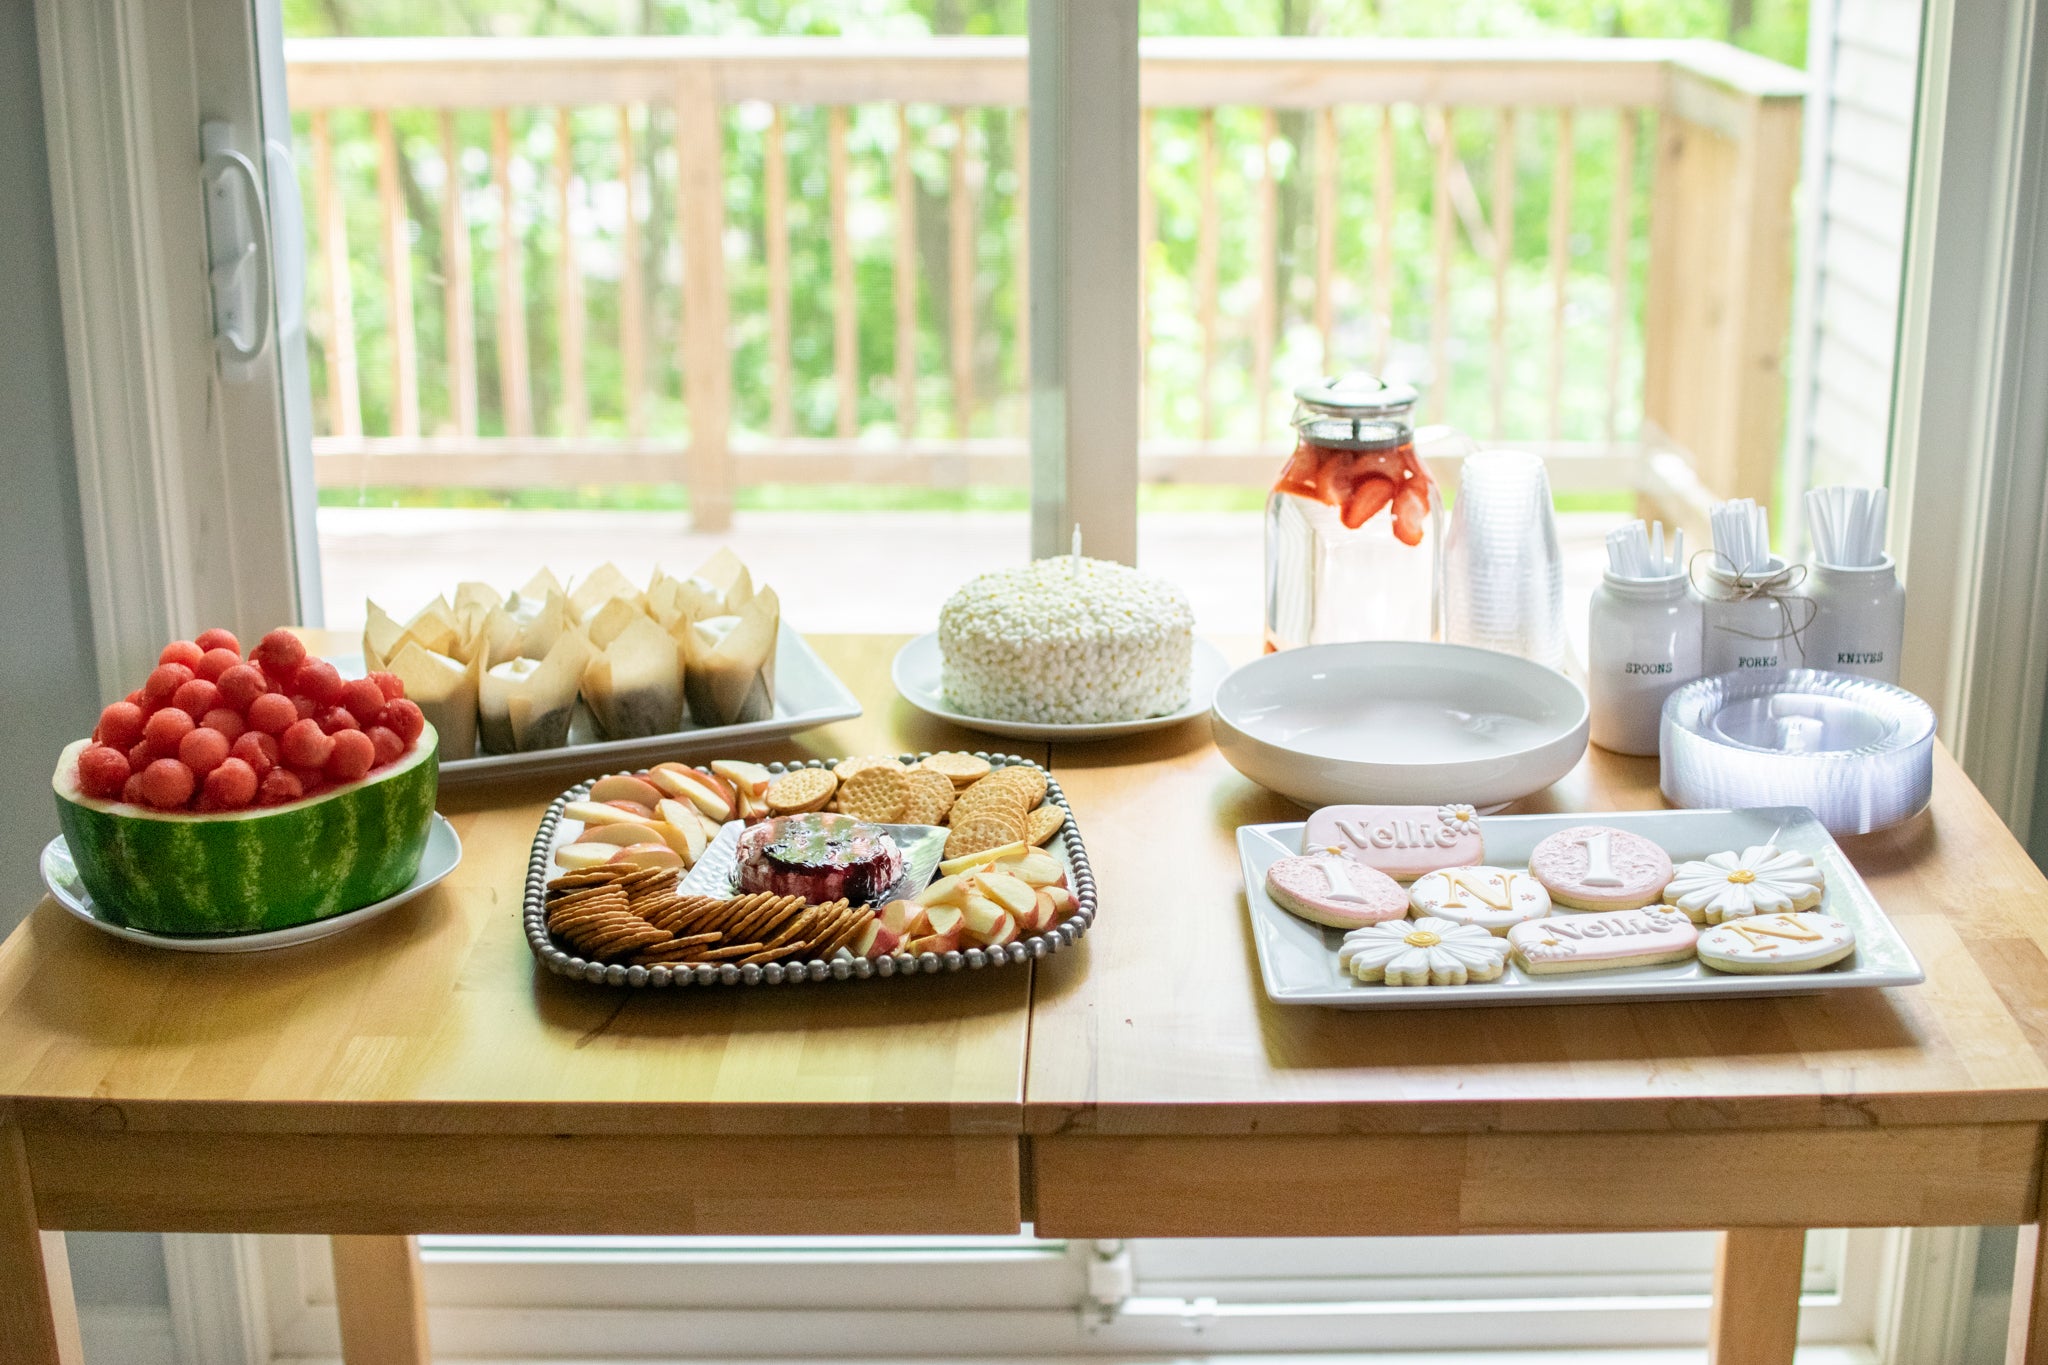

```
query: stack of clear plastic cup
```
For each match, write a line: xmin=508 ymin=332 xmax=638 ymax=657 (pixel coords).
xmin=1659 ymin=669 xmax=1936 ymax=834
xmin=1442 ymin=450 xmax=1566 ymax=669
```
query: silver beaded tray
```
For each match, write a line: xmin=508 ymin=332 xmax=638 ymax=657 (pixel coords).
xmin=523 ymin=753 xmax=1097 ymax=988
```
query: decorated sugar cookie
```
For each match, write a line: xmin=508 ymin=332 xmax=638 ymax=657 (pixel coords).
xmin=1507 ymin=905 xmax=1698 ymax=974
xmin=1698 ymin=912 xmax=1855 ymax=974
xmin=1527 ymin=824 xmax=1674 ymax=910
xmin=1266 ymin=850 xmax=1410 ymax=930
xmin=1338 ymin=915 xmax=1509 ymax=987
xmin=1408 ymin=866 xmax=1551 ymax=936
xmin=1301 ymin=804 xmax=1483 ymax=881
xmin=1662 ymin=845 xmax=1825 ymax=924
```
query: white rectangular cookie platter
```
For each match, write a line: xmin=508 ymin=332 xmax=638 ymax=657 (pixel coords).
xmin=1239 ymin=807 xmax=1924 ymax=1010
xmin=524 ymin=754 xmax=1095 ymax=988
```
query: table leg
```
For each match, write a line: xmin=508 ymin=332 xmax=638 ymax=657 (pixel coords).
xmin=1709 ymin=1228 xmax=1805 ymax=1365
xmin=332 ymin=1234 xmax=432 ymax=1365
xmin=0 ymin=1122 xmax=78 ymax=1365
xmin=2009 ymin=1224 xmax=2048 ymax=1363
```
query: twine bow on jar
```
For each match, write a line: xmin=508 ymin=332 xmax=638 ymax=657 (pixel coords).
xmin=1689 ymin=550 xmax=1817 ymax=649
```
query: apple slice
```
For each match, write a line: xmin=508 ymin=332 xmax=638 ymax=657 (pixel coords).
xmin=939 ymin=841 xmax=1028 ymax=877
xmin=881 ymin=899 xmax=932 ymax=939
xmin=553 ymin=842 xmax=617 ymax=870
xmin=1041 ymin=886 xmax=1077 ymax=919
xmin=655 ymin=798 xmax=710 ymax=864
xmin=996 ymin=850 xmax=1064 ymax=888
xmin=590 ymin=773 xmax=665 ymax=808
xmin=906 ymin=929 xmax=960 ymax=955
xmin=647 ymin=763 xmax=736 ymax=821
xmin=923 ymin=904 xmax=964 ymax=940
xmin=1018 ymin=891 xmax=1056 ymax=933
xmin=913 ymin=874 xmax=972 ymax=908
xmin=712 ymin=758 xmax=773 ymax=800
xmin=577 ymin=822 xmax=669 ymax=847
xmin=564 ymin=800 xmax=653 ymax=828
xmin=605 ymin=799 xmax=657 ymax=820
xmin=972 ymin=871 xmax=1037 ymax=917
xmin=958 ymin=892 xmax=1010 ymax=942
xmin=980 ymin=912 xmax=1020 ymax=947
xmin=854 ymin=920 xmax=905 ymax=959
xmin=608 ymin=842 xmax=684 ymax=870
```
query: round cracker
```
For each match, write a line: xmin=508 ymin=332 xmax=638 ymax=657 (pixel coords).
xmin=766 ymin=767 xmax=837 ymax=814
xmin=921 ymin=752 xmax=991 ymax=785
xmin=1026 ymin=803 xmax=1066 ymax=846
xmin=946 ymin=812 xmax=1028 ymax=860
xmin=902 ymin=768 xmax=958 ymax=825
xmin=834 ymin=754 xmax=905 ymax=783
xmin=983 ymin=764 xmax=1048 ymax=807
xmin=838 ymin=764 xmax=910 ymax=822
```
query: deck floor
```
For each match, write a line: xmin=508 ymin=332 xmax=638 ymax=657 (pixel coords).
xmin=316 ymin=507 xmax=1616 ymax=656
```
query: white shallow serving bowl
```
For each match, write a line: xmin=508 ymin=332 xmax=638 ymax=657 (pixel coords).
xmin=1210 ymin=641 xmax=1589 ymax=810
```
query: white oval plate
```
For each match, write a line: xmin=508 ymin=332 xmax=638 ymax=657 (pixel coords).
xmin=39 ymin=813 xmax=462 ymax=953
xmin=891 ymin=633 xmax=1230 ymax=741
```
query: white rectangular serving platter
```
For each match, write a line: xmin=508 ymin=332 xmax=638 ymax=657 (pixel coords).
xmin=1238 ymin=807 xmax=1924 ymax=1010
xmin=340 ymin=622 xmax=861 ymax=787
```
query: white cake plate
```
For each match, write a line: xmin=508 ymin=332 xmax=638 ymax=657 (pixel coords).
xmin=39 ymin=814 xmax=462 ymax=953
xmin=891 ymin=633 xmax=1229 ymax=742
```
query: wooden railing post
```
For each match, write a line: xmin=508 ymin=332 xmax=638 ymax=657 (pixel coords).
xmin=1644 ymin=64 xmax=1803 ymax=514
xmin=676 ymin=67 xmax=733 ymax=532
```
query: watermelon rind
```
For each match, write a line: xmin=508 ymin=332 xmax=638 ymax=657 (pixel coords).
xmin=52 ymin=725 xmax=439 ymax=935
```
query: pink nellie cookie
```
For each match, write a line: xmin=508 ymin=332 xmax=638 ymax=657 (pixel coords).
xmin=1300 ymin=804 xmax=1483 ymax=881
xmin=1266 ymin=849 xmax=1410 ymax=930
xmin=1528 ymin=824 xmax=1674 ymax=910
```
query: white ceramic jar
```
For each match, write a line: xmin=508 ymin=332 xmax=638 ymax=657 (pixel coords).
xmin=1588 ymin=572 xmax=1703 ymax=755
xmin=1802 ymin=555 xmax=1905 ymax=683
xmin=1700 ymin=556 xmax=1806 ymax=676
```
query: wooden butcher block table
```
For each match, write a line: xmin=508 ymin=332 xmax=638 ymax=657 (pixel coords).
xmin=4 ymin=634 xmax=2048 ymax=1365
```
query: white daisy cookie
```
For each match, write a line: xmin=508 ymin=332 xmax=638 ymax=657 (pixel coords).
xmin=1698 ymin=911 xmax=1856 ymax=974
xmin=1662 ymin=844 xmax=1825 ymax=924
xmin=1338 ymin=915 xmax=1510 ymax=987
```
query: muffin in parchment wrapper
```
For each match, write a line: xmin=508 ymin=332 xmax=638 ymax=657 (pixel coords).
xmin=476 ymin=587 xmax=571 ymax=668
xmin=478 ymin=630 xmax=591 ymax=753
xmin=382 ymin=641 xmax=482 ymax=760
xmin=582 ymin=614 xmax=685 ymax=740
xmin=569 ymin=562 xmax=644 ymax=627
xmin=679 ymin=585 xmax=779 ymax=727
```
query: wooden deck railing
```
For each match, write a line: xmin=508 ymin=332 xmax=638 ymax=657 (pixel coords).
xmin=288 ymin=36 xmax=1804 ymax=533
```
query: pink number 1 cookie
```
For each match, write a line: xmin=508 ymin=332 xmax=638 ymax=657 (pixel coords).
xmin=1527 ymin=824 xmax=1674 ymax=910
xmin=1266 ymin=849 xmax=1410 ymax=930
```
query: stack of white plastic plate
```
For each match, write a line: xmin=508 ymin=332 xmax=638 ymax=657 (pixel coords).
xmin=1660 ymin=669 xmax=1935 ymax=835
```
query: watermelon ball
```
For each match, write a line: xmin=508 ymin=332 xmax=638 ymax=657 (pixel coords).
xmin=258 ymin=767 xmax=303 ymax=806
xmin=195 ymin=647 xmax=241 ymax=683
xmin=230 ymin=730 xmax=278 ymax=778
xmin=178 ymin=726 xmax=231 ymax=778
xmin=121 ymin=772 xmax=148 ymax=805
xmin=199 ymin=757 xmax=259 ymax=812
xmin=126 ymin=740 xmax=153 ymax=772
xmin=291 ymin=658 xmax=346 ymax=708
xmin=366 ymin=724 xmax=404 ymax=768
xmin=318 ymin=705 xmax=360 ymax=735
xmin=158 ymin=640 xmax=204 ymax=670
xmin=280 ymin=718 xmax=335 ymax=770
xmin=142 ymin=706 xmax=194 ymax=757
xmin=200 ymin=707 xmax=246 ymax=743
xmin=325 ymin=728 xmax=376 ymax=783
xmin=94 ymin=700 xmax=147 ymax=750
xmin=251 ymin=628 xmax=306 ymax=681
xmin=143 ymin=662 xmax=195 ymax=709
xmin=341 ymin=676 xmax=387 ymax=726
xmin=124 ymin=688 xmax=145 ymax=708
xmin=76 ymin=745 xmax=131 ymax=800
xmin=245 ymin=690 xmax=298 ymax=736
xmin=287 ymin=766 xmax=328 ymax=799
xmin=194 ymin=628 xmax=241 ymax=656
xmin=369 ymin=671 xmax=405 ymax=701
xmin=382 ymin=698 xmax=426 ymax=746
xmin=216 ymin=662 xmax=268 ymax=711
xmin=138 ymin=758 xmax=196 ymax=810
xmin=170 ymin=677 xmax=221 ymax=721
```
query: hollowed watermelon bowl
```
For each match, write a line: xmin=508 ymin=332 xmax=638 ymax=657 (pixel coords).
xmin=51 ymin=724 xmax=440 ymax=936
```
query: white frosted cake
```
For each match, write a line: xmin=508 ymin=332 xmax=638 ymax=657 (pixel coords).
xmin=938 ymin=556 xmax=1195 ymax=724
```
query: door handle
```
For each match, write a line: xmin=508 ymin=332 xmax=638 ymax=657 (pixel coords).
xmin=202 ymin=133 xmax=274 ymax=365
